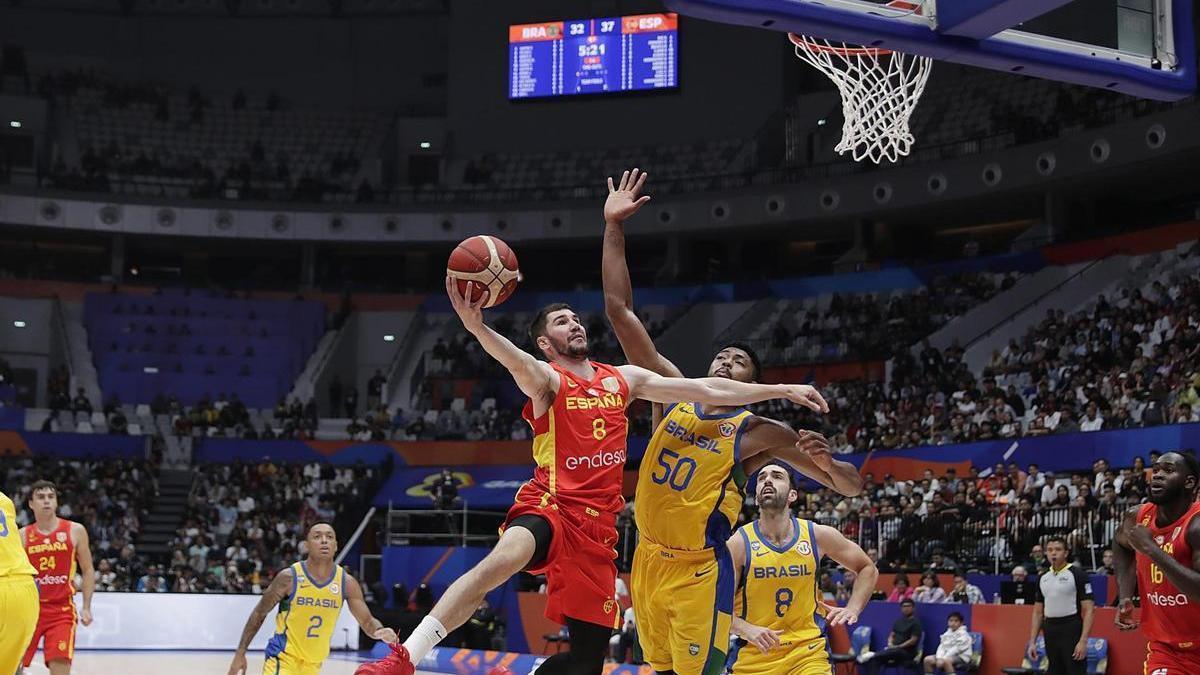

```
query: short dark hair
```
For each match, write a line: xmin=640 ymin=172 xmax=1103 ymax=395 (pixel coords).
xmin=528 ymin=303 xmax=573 ymax=347
xmin=901 ymin=598 xmax=915 ymax=607
xmin=716 ymin=341 xmax=763 ymax=382
xmin=306 ymin=521 xmax=336 ymax=537
xmin=757 ymin=461 xmax=795 ymax=489
xmin=28 ymin=480 xmax=58 ymax=498
xmin=948 ymin=611 xmax=964 ymax=622
xmin=1044 ymin=535 xmax=1068 ymax=549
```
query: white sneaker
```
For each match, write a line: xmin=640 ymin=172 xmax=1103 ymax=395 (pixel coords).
xmin=857 ymin=651 xmax=875 ymax=664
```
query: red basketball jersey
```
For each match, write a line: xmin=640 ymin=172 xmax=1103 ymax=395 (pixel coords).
xmin=24 ymin=519 xmax=76 ymax=606
xmin=1135 ymin=501 xmax=1200 ymax=649
xmin=522 ymin=361 xmax=630 ymax=514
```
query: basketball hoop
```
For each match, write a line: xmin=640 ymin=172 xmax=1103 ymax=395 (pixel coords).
xmin=789 ymin=32 xmax=932 ymax=164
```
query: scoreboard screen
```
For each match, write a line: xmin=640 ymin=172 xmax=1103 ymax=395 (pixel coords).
xmin=508 ymin=13 xmax=679 ymax=100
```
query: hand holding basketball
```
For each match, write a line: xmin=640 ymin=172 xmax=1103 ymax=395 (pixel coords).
xmin=446 ymin=235 xmax=520 ymax=308
xmin=446 ymin=276 xmax=487 ymax=332
xmin=604 ymin=168 xmax=651 ymax=224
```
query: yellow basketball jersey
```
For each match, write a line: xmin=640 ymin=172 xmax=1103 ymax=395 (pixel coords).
xmin=735 ymin=518 xmax=825 ymax=649
xmin=0 ymin=492 xmax=37 ymax=579
xmin=265 ymin=562 xmax=346 ymax=666
xmin=636 ymin=402 xmax=754 ymax=551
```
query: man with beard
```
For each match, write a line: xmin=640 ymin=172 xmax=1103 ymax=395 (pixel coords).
xmin=727 ymin=463 xmax=877 ymax=675
xmin=358 ymin=274 xmax=827 ymax=675
xmin=1113 ymin=451 xmax=1200 ymax=674
xmin=602 ymin=169 xmax=862 ymax=675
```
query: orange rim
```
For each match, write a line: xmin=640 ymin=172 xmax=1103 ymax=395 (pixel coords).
xmin=788 ymin=32 xmax=892 ymax=56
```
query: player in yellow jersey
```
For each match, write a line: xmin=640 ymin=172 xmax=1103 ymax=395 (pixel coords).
xmin=728 ymin=463 xmax=877 ymax=675
xmin=603 ymin=169 xmax=865 ymax=675
xmin=227 ymin=522 xmax=399 ymax=675
xmin=0 ymin=490 xmax=40 ymax=675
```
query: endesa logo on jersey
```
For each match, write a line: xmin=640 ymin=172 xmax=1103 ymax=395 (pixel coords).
xmin=565 ymin=448 xmax=627 ymax=470
xmin=1146 ymin=591 xmax=1190 ymax=607
xmin=38 ymin=574 xmax=71 ymax=586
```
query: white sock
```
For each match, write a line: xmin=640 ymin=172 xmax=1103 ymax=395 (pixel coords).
xmin=403 ymin=616 xmax=447 ymax=663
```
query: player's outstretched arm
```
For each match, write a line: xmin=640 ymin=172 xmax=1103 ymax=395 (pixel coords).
xmin=446 ymin=276 xmax=555 ymax=403
xmin=1111 ymin=505 xmax=1140 ymax=630
xmin=619 ymin=364 xmax=829 ymax=411
xmin=746 ymin=422 xmax=863 ymax=496
xmin=73 ymin=522 xmax=96 ymax=626
xmin=602 ymin=169 xmax=682 ymax=378
xmin=813 ymin=524 xmax=877 ymax=626
xmin=1123 ymin=504 xmax=1200 ymax=602
xmin=344 ymin=573 xmax=399 ymax=644
xmin=227 ymin=568 xmax=293 ymax=675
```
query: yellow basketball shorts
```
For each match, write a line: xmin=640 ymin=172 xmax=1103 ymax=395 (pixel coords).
xmin=632 ymin=541 xmax=733 ymax=675
xmin=263 ymin=651 xmax=323 ymax=675
xmin=730 ymin=636 xmax=833 ymax=675
xmin=0 ymin=575 xmax=40 ymax=675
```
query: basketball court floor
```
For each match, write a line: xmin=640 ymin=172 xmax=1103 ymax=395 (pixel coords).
xmin=18 ymin=651 xmax=429 ymax=675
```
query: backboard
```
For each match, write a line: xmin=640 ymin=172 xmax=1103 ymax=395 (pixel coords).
xmin=663 ymin=0 xmax=1195 ymax=100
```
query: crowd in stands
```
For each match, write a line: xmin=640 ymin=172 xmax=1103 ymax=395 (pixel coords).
xmin=164 ymin=459 xmax=384 ymax=594
xmin=612 ymin=456 xmax=1151 ymax=584
xmin=757 ymin=272 xmax=1014 ymax=366
xmin=37 ymin=69 xmax=383 ymax=204
xmin=1 ymin=456 xmax=158 ymax=592
xmin=759 ymin=259 xmax=1200 ymax=452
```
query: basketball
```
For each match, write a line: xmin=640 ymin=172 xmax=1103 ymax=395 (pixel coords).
xmin=446 ymin=235 xmax=521 ymax=308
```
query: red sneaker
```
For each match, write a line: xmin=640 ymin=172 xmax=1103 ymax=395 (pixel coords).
xmin=487 ymin=667 xmax=514 ymax=675
xmin=355 ymin=643 xmax=416 ymax=675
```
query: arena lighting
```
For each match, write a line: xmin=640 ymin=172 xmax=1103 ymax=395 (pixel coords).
xmin=143 ymin=367 xmax=159 ymax=374
xmin=12 ymin=320 xmax=26 ymax=328
xmin=8 ymin=120 xmax=19 ymax=128
xmin=383 ymin=334 xmax=396 ymax=342
xmin=817 ymin=119 xmax=827 ymax=126
xmin=419 ymin=141 xmax=432 ymax=149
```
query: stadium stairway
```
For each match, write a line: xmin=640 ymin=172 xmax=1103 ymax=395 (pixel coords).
xmin=59 ymin=300 xmax=103 ymax=411
xmin=136 ymin=468 xmax=193 ymax=560
xmin=960 ymin=254 xmax=1138 ymax=372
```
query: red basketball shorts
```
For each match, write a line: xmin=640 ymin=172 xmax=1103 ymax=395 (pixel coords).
xmin=23 ymin=603 xmax=76 ymax=666
xmin=503 ymin=484 xmax=621 ymax=630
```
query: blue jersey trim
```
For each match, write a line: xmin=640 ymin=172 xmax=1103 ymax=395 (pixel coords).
xmin=752 ymin=518 xmax=799 ymax=554
xmin=288 ymin=566 xmax=298 ymax=602
xmin=731 ymin=414 xmax=753 ymax=463
xmin=693 ymin=403 xmax=747 ymax=420
xmin=302 ymin=562 xmax=336 ymax=589
xmin=806 ymin=520 xmax=820 ymax=565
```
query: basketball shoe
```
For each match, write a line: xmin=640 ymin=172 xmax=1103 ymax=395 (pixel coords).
xmin=354 ymin=643 xmax=415 ymax=675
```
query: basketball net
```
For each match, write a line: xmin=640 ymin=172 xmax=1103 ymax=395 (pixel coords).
xmin=789 ymin=32 xmax=932 ymax=164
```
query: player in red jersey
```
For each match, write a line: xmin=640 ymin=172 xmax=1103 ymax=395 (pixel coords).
xmin=19 ymin=480 xmax=95 ymax=675
xmin=355 ymin=277 xmax=828 ymax=675
xmin=1113 ymin=451 xmax=1200 ymax=675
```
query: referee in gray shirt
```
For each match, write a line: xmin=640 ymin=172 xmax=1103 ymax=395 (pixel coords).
xmin=1027 ymin=536 xmax=1094 ymax=674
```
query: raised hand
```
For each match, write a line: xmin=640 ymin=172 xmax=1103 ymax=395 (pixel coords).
xmin=604 ymin=168 xmax=651 ymax=224
xmin=446 ymin=276 xmax=489 ymax=333
xmin=780 ymin=384 xmax=830 ymax=413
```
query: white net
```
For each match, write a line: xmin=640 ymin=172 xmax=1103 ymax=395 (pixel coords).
xmin=790 ymin=33 xmax=932 ymax=164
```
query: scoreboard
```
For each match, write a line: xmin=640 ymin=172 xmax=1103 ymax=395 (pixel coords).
xmin=508 ymin=13 xmax=679 ymax=100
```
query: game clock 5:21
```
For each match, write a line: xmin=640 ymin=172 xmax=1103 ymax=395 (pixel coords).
xmin=508 ymin=13 xmax=678 ymax=100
